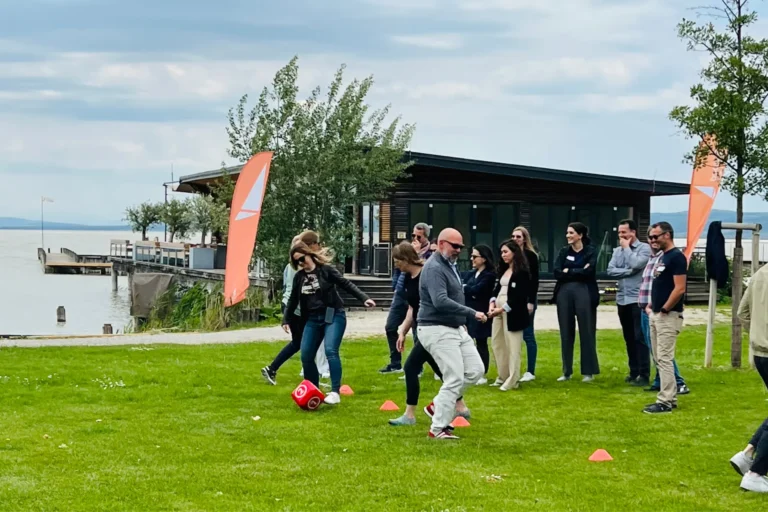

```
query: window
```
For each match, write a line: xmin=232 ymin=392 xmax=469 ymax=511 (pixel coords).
xmin=410 ymin=203 xmax=429 ymax=231
xmin=530 ymin=204 xmax=550 ymax=272
xmin=495 ymin=204 xmax=519 ymax=245
xmin=454 ymin=204 xmax=472 ymax=270
xmin=475 ymin=205 xmax=494 ymax=248
xmin=431 ymin=204 xmax=451 ymax=240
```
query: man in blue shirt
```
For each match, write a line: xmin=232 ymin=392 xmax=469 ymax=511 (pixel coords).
xmin=607 ymin=219 xmax=652 ymax=386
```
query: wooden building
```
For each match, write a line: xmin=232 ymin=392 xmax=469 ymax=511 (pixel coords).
xmin=177 ymin=151 xmax=689 ymax=279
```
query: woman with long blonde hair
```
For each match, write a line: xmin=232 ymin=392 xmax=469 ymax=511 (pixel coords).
xmin=283 ymin=241 xmax=375 ymax=405
xmin=511 ymin=226 xmax=540 ymax=382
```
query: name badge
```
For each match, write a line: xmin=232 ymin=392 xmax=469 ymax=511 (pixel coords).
xmin=566 ymin=255 xmax=575 ymax=261
xmin=511 ymin=282 xmax=517 ymax=288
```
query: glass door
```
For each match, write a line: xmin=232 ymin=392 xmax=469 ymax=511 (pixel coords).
xmin=359 ymin=203 xmax=372 ymax=274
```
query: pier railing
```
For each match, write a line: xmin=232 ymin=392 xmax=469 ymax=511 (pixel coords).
xmin=110 ymin=239 xmax=133 ymax=258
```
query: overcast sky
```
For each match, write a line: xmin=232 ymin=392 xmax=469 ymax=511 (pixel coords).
xmin=1 ymin=0 xmax=767 ymax=224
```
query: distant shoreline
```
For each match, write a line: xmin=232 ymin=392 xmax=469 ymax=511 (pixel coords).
xmin=0 ymin=226 xmax=133 ymax=231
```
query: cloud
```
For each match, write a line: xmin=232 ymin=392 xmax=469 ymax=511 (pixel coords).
xmin=391 ymin=33 xmax=464 ymax=50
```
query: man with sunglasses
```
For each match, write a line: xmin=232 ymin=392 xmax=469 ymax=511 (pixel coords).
xmin=417 ymin=228 xmax=486 ymax=439
xmin=643 ymin=222 xmax=687 ymax=414
xmin=380 ymin=222 xmax=433 ymax=374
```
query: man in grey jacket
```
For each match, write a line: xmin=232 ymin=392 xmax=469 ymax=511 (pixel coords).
xmin=607 ymin=219 xmax=652 ymax=386
xmin=417 ymin=228 xmax=486 ymax=440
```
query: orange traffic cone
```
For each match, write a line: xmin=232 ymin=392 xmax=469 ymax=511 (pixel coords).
xmin=450 ymin=416 xmax=471 ymax=428
xmin=379 ymin=400 xmax=400 ymax=411
xmin=589 ymin=449 xmax=613 ymax=462
xmin=339 ymin=385 xmax=354 ymax=396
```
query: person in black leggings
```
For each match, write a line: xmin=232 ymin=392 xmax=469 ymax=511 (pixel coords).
xmin=387 ymin=242 xmax=470 ymax=426
xmin=462 ymin=244 xmax=496 ymax=384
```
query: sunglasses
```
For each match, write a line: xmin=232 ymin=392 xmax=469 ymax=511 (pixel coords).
xmin=293 ymin=255 xmax=307 ymax=265
xmin=648 ymin=232 xmax=668 ymax=241
xmin=442 ymin=241 xmax=464 ymax=250
xmin=470 ymin=254 xmax=481 ymax=259
xmin=411 ymin=233 xmax=422 ymax=240
xmin=512 ymin=235 xmax=523 ymax=239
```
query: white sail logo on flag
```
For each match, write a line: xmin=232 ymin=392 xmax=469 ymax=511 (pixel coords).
xmin=235 ymin=165 xmax=266 ymax=221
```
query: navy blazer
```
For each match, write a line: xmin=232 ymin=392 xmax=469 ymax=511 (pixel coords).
xmin=462 ymin=269 xmax=496 ymax=313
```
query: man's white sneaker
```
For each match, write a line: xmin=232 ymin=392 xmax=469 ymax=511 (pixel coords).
xmin=323 ymin=392 xmax=341 ymax=405
xmin=740 ymin=472 xmax=768 ymax=493
xmin=489 ymin=379 xmax=504 ymax=387
xmin=520 ymin=372 xmax=536 ymax=383
xmin=582 ymin=375 xmax=594 ymax=383
xmin=557 ymin=375 xmax=571 ymax=382
xmin=731 ymin=451 xmax=754 ymax=476
xmin=476 ymin=377 xmax=488 ymax=385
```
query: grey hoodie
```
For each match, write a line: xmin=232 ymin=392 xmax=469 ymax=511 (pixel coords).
xmin=417 ymin=252 xmax=477 ymax=328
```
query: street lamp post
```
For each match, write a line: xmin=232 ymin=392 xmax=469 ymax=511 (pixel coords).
xmin=41 ymin=196 xmax=54 ymax=250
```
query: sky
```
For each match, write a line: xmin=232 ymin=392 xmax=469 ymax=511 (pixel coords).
xmin=1 ymin=0 xmax=768 ymax=224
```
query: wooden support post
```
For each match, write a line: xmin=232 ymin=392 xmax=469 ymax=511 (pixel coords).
xmin=731 ymin=247 xmax=744 ymax=368
xmin=56 ymin=306 xmax=66 ymax=323
xmin=112 ymin=267 xmax=119 ymax=292
xmin=102 ymin=324 xmax=113 ymax=335
xmin=704 ymin=278 xmax=717 ymax=368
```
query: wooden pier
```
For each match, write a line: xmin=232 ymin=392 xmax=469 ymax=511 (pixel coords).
xmin=38 ymin=248 xmax=112 ymax=275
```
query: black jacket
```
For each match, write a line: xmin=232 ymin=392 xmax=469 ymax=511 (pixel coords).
xmin=283 ymin=264 xmax=369 ymax=324
xmin=706 ymin=221 xmax=729 ymax=288
xmin=491 ymin=269 xmax=533 ymax=332
xmin=551 ymin=244 xmax=599 ymax=309
xmin=462 ymin=269 xmax=496 ymax=313
xmin=524 ymin=249 xmax=540 ymax=304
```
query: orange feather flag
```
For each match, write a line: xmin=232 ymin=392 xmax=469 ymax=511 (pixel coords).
xmin=685 ymin=137 xmax=725 ymax=261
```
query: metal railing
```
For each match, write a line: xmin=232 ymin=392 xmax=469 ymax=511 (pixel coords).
xmin=110 ymin=239 xmax=133 ymax=258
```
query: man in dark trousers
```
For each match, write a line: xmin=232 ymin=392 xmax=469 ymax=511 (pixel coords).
xmin=643 ymin=221 xmax=687 ymax=414
xmin=380 ymin=222 xmax=432 ymax=374
xmin=607 ymin=219 xmax=651 ymax=386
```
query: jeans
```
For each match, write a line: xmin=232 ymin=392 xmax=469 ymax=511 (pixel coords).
xmin=270 ymin=305 xmax=306 ymax=372
xmin=384 ymin=293 xmax=408 ymax=367
xmin=640 ymin=310 xmax=685 ymax=386
xmin=301 ymin=309 xmax=347 ymax=393
xmin=522 ymin=305 xmax=537 ymax=374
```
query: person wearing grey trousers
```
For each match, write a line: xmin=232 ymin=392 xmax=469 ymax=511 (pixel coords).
xmin=552 ymin=222 xmax=600 ymax=382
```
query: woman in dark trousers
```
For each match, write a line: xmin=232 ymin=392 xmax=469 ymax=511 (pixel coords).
xmin=283 ymin=242 xmax=375 ymax=405
xmin=487 ymin=239 xmax=532 ymax=391
xmin=552 ymin=222 xmax=600 ymax=382
xmin=462 ymin=244 xmax=496 ymax=385
xmin=511 ymin=226 xmax=540 ymax=382
xmin=388 ymin=242 xmax=471 ymax=426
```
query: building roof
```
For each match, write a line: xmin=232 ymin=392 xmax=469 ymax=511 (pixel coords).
xmin=176 ymin=151 xmax=690 ymax=196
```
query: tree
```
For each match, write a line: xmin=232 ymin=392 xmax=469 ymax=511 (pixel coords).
xmin=226 ymin=56 xmax=415 ymax=275
xmin=162 ymin=198 xmax=193 ymax=243
xmin=124 ymin=201 xmax=162 ymax=241
xmin=208 ymin=167 xmax=237 ymax=244
xmin=189 ymin=195 xmax=216 ymax=246
xmin=669 ymin=0 xmax=768 ymax=367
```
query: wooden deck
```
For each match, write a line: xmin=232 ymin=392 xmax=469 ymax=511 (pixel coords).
xmin=38 ymin=248 xmax=112 ymax=275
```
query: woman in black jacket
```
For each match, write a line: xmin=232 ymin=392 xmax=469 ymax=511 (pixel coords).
xmin=552 ymin=222 xmax=600 ymax=383
xmin=487 ymin=239 xmax=532 ymax=391
xmin=283 ymin=242 xmax=375 ymax=405
xmin=463 ymin=244 xmax=496 ymax=384
xmin=511 ymin=226 xmax=540 ymax=382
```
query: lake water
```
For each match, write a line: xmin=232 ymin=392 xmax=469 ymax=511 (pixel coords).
xmin=0 ymin=230 xmax=161 ymax=336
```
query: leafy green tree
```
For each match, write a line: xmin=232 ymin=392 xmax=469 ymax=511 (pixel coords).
xmin=162 ymin=198 xmax=193 ymax=243
xmin=226 ymin=56 xmax=415 ymax=275
xmin=669 ymin=0 xmax=768 ymax=367
xmin=189 ymin=195 xmax=218 ymax=246
xmin=124 ymin=201 xmax=162 ymax=241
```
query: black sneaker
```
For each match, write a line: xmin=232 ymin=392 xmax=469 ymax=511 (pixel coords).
xmin=379 ymin=364 xmax=404 ymax=374
xmin=645 ymin=384 xmax=660 ymax=392
xmin=624 ymin=375 xmax=636 ymax=383
xmin=261 ymin=366 xmax=276 ymax=385
xmin=643 ymin=402 xmax=673 ymax=414
xmin=677 ymin=384 xmax=690 ymax=395
xmin=632 ymin=376 xmax=650 ymax=387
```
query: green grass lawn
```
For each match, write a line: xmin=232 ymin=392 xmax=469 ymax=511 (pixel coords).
xmin=1 ymin=325 xmax=767 ymax=511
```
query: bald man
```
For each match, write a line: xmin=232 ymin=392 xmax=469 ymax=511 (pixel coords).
xmin=417 ymin=228 xmax=487 ymax=440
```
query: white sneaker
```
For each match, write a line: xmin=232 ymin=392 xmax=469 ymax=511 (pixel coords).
xmin=582 ymin=375 xmax=594 ymax=383
xmin=489 ymin=379 xmax=504 ymax=387
xmin=323 ymin=392 xmax=341 ymax=405
xmin=476 ymin=377 xmax=488 ymax=386
xmin=731 ymin=451 xmax=754 ymax=476
xmin=557 ymin=375 xmax=571 ymax=382
xmin=299 ymin=369 xmax=304 ymax=377
xmin=434 ymin=373 xmax=441 ymax=381
xmin=321 ymin=372 xmax=330 ymax=380
xmin=740 ymin=472 xmax=768 ymax=493
xmin=520 ymin=372 xmax=536 ymax=383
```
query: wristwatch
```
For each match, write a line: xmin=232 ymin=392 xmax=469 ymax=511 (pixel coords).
xmin=660 ymin=307 xmax=669 ymax=314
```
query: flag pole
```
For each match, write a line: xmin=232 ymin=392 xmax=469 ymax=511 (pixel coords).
xmin=41 ymin=197 xmax=45 ymax=250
